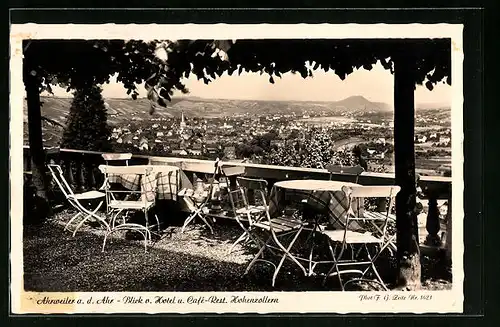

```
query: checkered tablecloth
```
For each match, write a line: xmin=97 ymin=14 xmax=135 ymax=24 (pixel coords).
xmin=107 ymin=166 xmax=182 ymax=201
xmin=268 ymin=180 xmax=364 ymax=230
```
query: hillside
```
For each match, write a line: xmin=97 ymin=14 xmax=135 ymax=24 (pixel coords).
xmin=25 ymin=95 xmax=393 ymax=126
xmin=24 ymin=97 xmax=181 ymax=126
xmin=333 ymin=95 xmax=392 ymax=112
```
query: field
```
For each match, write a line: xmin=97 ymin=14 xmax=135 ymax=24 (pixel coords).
xmin=298 ymin=116 xmax=357 ymax=125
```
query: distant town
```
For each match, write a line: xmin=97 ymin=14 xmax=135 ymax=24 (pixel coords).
xmin=24 ymin=95 xmax=452 ymax=176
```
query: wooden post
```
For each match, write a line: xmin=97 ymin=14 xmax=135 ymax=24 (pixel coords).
xmin=25 ymin=67 xmax=51 ymax=221
xmin=23 ymin=148 xmax=31 ymax=173
xmin=393 ymin=53 xmax=421 ymax=290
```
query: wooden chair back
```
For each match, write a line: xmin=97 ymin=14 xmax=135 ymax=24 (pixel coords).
xmin=342 ymin=185 xmax=400 ymax=198
xmin=221 ymin=166 xmax=246 ymax=190
xmin=237 ymin=177 xmax=268 ymax=193
xmin=101 ymin=153 xmax=132 ymax=166
xmin=98 ymin=165 xmax=154 ymax=175
xmin=98 ymin=165 xmax=159 ymax=203
xmin=221 ymin=166 xmax=246 ymax=177
xmin=326 ymin=164 xmax=364 ymax=183
xmin=236 ymin=177 xmax=269 ymax=207
xmin=342 ymin=185 xmax=400 ymax=223
xmin=226 ymin=187 xmax=249 ymax=216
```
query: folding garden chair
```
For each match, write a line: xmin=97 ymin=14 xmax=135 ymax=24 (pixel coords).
xmin=324 ymin=163 xmax=366 ymax=225
xmin=226 ymin=176 xmax=270 ymax=253
xmin=178 ymin=159 xmax=221 ymax=234
xmin=47 ymin=164 xmax=109 ymax=237
xmin=224 ymin=176 xmax=272 ymax=254
xmin=326 ymin=164 xmax=364 ymax=183
xmin=322 ymin=185 xmax=400 ymax=291
xmin=178 ymin=187 xmax=213 ymax=234
xmin=243 ymin=179 xmax=310 ymax=287
xmin=220 ymin=165 xmax=246 ymax=190
xmin=100 ymin=153 xmax=133 ymax=212
xmin=98 ymin=165 xmax=161 ymax=252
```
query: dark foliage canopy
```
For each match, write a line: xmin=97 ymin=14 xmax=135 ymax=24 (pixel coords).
xmin=23 ymin=38 xmax=451 ymax=112
xmin=23 ymin=39 xmax=188 ymax=100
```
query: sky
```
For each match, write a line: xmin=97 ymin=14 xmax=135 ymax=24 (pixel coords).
xmin=46 ymin=61 xmax=451 ymax=107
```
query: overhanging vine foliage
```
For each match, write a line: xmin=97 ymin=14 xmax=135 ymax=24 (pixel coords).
xmin=152 ymin=38 xmax=451 ymax=111
xmin=23 ymin=38 xmax=451 ymax=112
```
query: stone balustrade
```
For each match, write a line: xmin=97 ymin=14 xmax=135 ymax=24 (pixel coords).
xmin=22 ymin=146 xmax=452 ymax=255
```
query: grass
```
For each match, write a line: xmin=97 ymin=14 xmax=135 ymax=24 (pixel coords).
xmin=22 ymin=208 xmax=452 ymax=292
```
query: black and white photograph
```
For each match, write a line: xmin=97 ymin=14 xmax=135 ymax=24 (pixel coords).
xmin=10 ymin=22 xmax=463 ymax=313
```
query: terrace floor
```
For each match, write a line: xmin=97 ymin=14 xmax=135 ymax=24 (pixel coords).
xmin=23 ymin=209 xmax=451 ymax=292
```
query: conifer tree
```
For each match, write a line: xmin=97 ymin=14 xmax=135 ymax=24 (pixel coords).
xmin=62 ymin=85 xmax=111 ymax=151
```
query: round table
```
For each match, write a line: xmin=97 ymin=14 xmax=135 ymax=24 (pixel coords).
xmin=106 ymin=165 xmax=182 ymax=201
xmin=268 ymin=179 xmax=362 ymax=229
xmin=274 ymin=180 xmax=360 ymax=192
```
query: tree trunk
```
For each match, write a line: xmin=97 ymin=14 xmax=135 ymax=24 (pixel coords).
xmin=393 ymin=54 xmax=421 ymax=290
xmin=25 ymin=70 xmax=51 ymax=222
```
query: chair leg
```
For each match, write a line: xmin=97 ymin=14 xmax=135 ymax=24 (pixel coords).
xmin=110 ymin=209 xmax=124 ymax=229
xmin=336 ymin=262 xmax=345 ymax=291
xmin=272 ymin=252 xmax=288 ymax=287
xmin=247 ymin=227 xmax=270 ymax=254
xmin=361 ymin=244 xmax=388 ymax=291
xmin=72 ymin=202 xmax=104 ymax=237
xmin=244 ymin=236 xmax=271 ymax=275
xmin=144 ymin=209 xmax=149 ymax=232
xmin=275 ymin=228 xmax=307 ymax=276
xmin=196 ymin=212 xmax=214 ymax=234
xmin=65 ymin=212 xmax=82 ymax=232
xmin=323 ymin=242 xmax=346 ymax=287
xmin=103 ymin=224 xmax=152 ymax=253
xmin=102 ymin=231 xmax=110 ymax=252
xmin=228 ymin=231 xmax=249 ymax=254
xmin=323 ymin=243 xmax=336 ymax=286
xmin=154 ymin=213 xmax=161 ymax=232
xmin=181 ymin=212 xmax=198 ymax=233
xmin=229 ymin=216 xmax=252 ymax=254
xmin=308 ymin=233 xmax=316 ymax=276
xmin=143 ymin=229 xmax=148 ymax=252
xmin=323 ymin=244 xmax=347 ymax=291
xmin=271 ymin=228 xmax=307 ymax=287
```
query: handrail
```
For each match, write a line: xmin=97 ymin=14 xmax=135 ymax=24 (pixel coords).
xmin=23 ymin=145 xmax=451 ymax=192
xmin=23 ymin=145 xmax=452 ymax=249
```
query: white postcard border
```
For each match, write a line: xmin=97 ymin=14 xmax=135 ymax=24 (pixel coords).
xmin=10 ymin=23 xmax=464 ymax=314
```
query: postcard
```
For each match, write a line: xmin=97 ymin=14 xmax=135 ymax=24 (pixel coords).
xmin=10 ymin=22 xmax=463 ymax=314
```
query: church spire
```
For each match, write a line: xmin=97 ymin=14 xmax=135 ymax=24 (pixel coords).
xmin=180 ymin=111 xmax=186 ymax=131
xmin=179 ymin=111 xmax=186 ymax=134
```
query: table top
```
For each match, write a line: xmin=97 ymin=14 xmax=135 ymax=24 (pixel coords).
xmin=100 ymin=164 xmax=180 ymax=175
xmin=274 ymin=179 xmax=360 ymax=192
